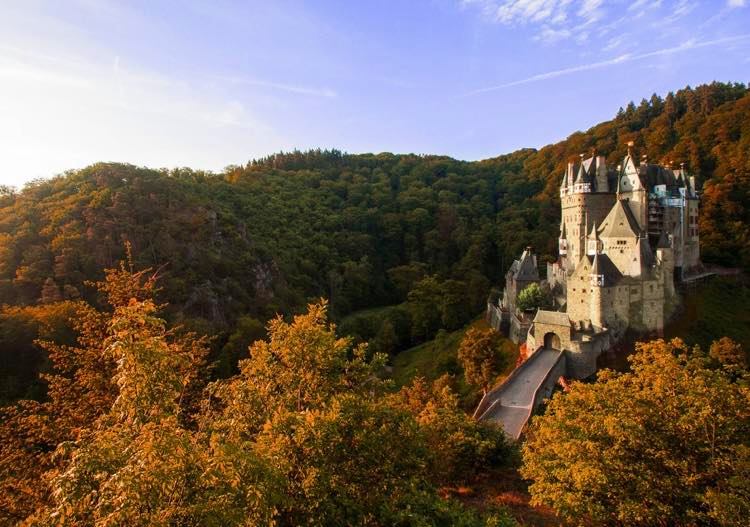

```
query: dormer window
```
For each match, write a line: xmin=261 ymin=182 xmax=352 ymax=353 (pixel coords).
xmin=590 ymin=274 xmax=604 ymax=287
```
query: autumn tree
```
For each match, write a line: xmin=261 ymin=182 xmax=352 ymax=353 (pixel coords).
xmin=521 ymin=338 xmax=750 ymax=526
xmin=26 ymin=263 xmax=272 ymax=526
xmin=202 ymin=301 xmax=499 ymax=525
xmin=710 ymin=336 xmax=747 ymax=371
xmin=390 ymin=375 xmax=512 ymax=485
xmin=0 ymin=303 xmax=112 ymax=523
xmin=458 ymin=327 xmax=510 ymax=395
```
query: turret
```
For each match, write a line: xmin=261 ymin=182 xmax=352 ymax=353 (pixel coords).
xmin=560 ymin=162 xmax=572 ymax=197
xmin=593 ymin=154 xmax=609 ymax=193
xmin=586 ymin=221 xmax=601 ymax=256
xmin=619 ymin=144 xmax=648 ymax=230
xmin=572 ymin=154 xmax=592 ymax=194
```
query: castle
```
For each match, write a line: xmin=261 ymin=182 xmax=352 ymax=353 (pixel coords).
xmin=488 ymin=146 xmax=701 ymax=378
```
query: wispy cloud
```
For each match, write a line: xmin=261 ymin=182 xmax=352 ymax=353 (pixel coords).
xmin=663 ymin=0 xmax=698 ymax=23
xmin=463 ymin=34 xmax=750 ymax=96
xmin=461 ymin=0 xmax=606 ymax=43
xmin=628 ymin=0 xmax=662 ymax=12
xmin=462 ymin=0 xmax=595 ymax=26
xmin=461 ymin=0 xmax=732 ymax=44
xmin=219 ymin=76 xmax=337 ymax=98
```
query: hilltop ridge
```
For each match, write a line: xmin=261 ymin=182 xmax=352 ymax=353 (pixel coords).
xmin=1 ymin=81 xmax=749 ymax=402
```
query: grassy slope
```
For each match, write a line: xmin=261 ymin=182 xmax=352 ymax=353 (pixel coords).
xmin=390 ymin=318 xmax=519 ymax=408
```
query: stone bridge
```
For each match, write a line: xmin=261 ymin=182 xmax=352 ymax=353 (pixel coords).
xmin=477 ymin=309 xmax=611 ymax=439
xmin=475 ymin=346 xmax=566 ymax=439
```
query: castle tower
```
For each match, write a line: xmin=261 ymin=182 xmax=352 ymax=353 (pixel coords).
xmin=559 ymin=155 xmax=615 ymax=272
xmin=618 ymin=144 xmax=648 ymax=231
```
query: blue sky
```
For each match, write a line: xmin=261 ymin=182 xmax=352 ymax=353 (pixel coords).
xmin=1 ymin=0 xmax=749 ymax=187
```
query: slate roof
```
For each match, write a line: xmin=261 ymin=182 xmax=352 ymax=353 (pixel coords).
xmin=587 ymin=221 xmax=599 ymax=240
xmin=583 ymin=253 xmax=622 ymax=285
xmin=515 ymin=249 xmax=539 ymax=281
xmin=599 ymin=199 xmax=642 ymax=239
xmin=533 ymin=310 xmax=571 ymax=327
xmin=507 ymin=248 xmax=539 ymax=282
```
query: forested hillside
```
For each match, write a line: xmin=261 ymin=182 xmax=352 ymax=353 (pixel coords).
xmin=1 ymin=81 xmax=749 ymax=402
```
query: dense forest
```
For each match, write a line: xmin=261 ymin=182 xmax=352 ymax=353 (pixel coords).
xmin=1 ymin=82 xmax=750 ymax=525
xmin=1 ymin=81 xmax=750 ymax=402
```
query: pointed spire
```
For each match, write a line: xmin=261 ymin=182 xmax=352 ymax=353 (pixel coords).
xmin=587 ymin=221 xmax=600 ymax=255
xmin=591 ymin=252 xmax=601 ymax=273
xmin=590 ymin=252 xmax=604 ymax=287
xmin=560 ymin=221 xmax=567 ymax=239
xmin=560 ymin=163 xmax=570 ymax=189
xmin=588 ymin=221 xmax=599 ymax=240
xmin=574 ymin=159 xmax=586 ymax=185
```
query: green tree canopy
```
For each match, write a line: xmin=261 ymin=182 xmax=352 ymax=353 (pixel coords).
xmin=515 ymin=283 xmax=550 ymax=312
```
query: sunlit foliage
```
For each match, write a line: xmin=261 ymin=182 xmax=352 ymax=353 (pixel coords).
xmin=521 ymin=338 xmax=750 ymax=526
xmin=458 ymin=328 xmax=511 ymax=395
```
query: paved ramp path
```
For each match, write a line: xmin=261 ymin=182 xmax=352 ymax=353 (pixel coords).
xmin=478 ymin=348 xmax=563 ymax=439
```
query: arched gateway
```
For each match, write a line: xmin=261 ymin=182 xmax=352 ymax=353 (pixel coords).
xmin=544 ymin=332 xmax=562 ymax=350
